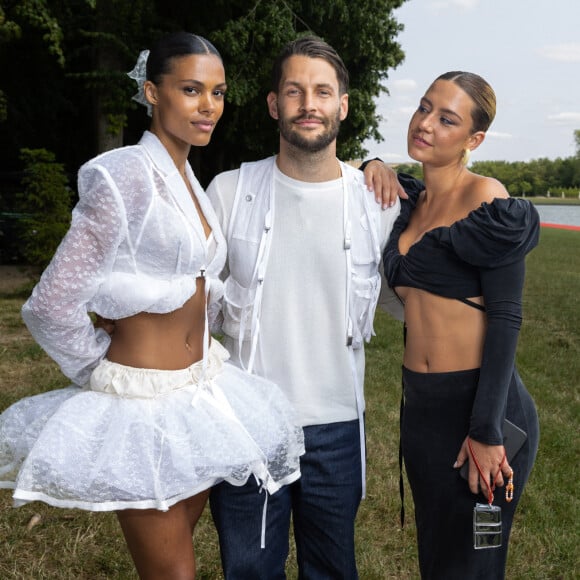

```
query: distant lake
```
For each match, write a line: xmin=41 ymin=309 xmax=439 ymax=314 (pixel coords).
xmin=535 ymin=205 xmax=580 ymax=227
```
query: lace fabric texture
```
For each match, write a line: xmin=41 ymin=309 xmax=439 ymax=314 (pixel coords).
xmin=0 ymin=342 xmax=304 ymax=511
xmin=21 ymin=131 xmax=227 ymax=386
xmin=5 ymin=131 xmax=305 ymax=511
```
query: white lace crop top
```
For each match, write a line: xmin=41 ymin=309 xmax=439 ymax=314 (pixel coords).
xmin=21 ymin=131 xmax=226 ymax=386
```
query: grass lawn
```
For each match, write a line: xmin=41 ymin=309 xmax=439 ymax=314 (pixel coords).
xmin=529 ymin=197 xmax=580 ymax=206
xmin=0 ymin=226 xmax=578 ymax=578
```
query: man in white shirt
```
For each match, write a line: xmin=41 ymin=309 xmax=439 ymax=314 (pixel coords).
xmin=207 ymin=36 xmax=404 ymax=579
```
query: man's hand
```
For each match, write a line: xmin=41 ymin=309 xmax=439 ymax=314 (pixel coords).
xmin=94 ymin=314 xmax=115 ymax=336
xmin=361 ymin=159 xmax=408 ymax=209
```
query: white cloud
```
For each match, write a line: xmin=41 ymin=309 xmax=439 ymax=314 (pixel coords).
xmin=486 ymin=131 xmax=513 ymax=140
xmin=378 ymin=152 xmax=407 ymax=162
xmin=399 ymin=106 xmax=417 ymax=116
xmin=432 ymin=0 xmax=479 ymax=10
xmin=538 ymin=43 xmax=580 ymax=62
xmin=547 ymin=112 xmax=580 ymax=124
xmin=378 ymin=0 xmax=580 ymax=162
xmin=392 ymin=79 xmax=418 ymax=92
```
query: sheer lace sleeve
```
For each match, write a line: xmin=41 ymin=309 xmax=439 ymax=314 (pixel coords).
xmin=21 ymin=161 xmax=127 ymax=386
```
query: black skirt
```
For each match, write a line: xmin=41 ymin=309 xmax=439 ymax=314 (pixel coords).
xmin=401 ymin=366 xmax=539 ymax=580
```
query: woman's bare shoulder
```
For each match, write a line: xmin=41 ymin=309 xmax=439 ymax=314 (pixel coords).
xmin=466 ymin=173 xmax=509 ymax=206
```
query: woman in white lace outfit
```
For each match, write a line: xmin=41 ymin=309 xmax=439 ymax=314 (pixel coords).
xmin=0 ymin=31 xmax=304 ymax=578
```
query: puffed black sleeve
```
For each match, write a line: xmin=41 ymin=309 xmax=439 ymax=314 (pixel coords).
xmin=397 ymin=173 xmax=424 ymax=203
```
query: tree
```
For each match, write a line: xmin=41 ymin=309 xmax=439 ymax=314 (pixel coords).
xmin=395 ymin=163 xmax=423 ymax=180
xmin=1 ymin=0 xmax=408 ymax=186
xmin=16 ymin=148 xmax=72 ymax=267
xmin=192 ymin=0 xmax=408 ymax=183
xmin=0 ymin=0 xmax=64 ymax=122
xmin=66 ymin=0 xmax=157 ymax=153
xmin=575 ymin=129 xmax=580 ymax=157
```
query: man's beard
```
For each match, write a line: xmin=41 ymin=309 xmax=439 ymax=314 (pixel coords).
xmin=278 ymin=109 xmax=341 ymax=153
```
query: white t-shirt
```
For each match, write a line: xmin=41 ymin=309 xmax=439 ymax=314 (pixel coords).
xmin=208 ymin=163 xmax=400 ymax=426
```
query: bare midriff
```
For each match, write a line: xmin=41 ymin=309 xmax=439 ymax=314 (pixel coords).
xmin=397 ymin=286 xmax=486 ymax=373
xmin=106 ymin=277 xmax=208 ymax=370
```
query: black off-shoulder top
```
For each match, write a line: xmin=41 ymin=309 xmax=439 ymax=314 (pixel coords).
xmin=384 ymin=174 xmax=540 ymax=444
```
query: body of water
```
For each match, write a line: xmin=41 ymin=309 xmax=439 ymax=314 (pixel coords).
xmin=534 ymin=205 xmax=580 ymax=227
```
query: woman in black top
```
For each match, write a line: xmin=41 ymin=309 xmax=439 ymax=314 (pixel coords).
xmin=383 ymin=71 xmax=539 ymax=579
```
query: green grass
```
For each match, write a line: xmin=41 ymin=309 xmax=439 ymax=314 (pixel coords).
xmin=529 ymin=197 xmax=580 ymax=206
xmin=0 ymin=227 xmax=578 ymax=578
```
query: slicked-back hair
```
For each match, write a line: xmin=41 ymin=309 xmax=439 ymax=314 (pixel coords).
xmin=271 ymin=35 xmax=349 ymax=95
xmin=435 ymin=71 xmax=496 ymax=133
xmin=147 ymin=31 xmax=222 ymax=85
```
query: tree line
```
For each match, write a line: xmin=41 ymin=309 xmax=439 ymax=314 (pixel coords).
xmin=398 ymin=146 xmax=580 ymax=199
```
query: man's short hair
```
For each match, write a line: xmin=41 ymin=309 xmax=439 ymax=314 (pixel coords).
xmin=271 ymin=35 xmax=349 ymax=95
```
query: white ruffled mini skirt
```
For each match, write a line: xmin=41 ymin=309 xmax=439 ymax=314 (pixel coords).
xmin=0 ymin=340 xmax=304 ymax=512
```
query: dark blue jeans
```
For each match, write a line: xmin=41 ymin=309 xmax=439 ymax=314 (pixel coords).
xmin=210 ymin=419 xmax=362 ymax=579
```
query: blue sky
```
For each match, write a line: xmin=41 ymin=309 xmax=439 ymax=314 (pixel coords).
xmin=364 ymin=0 xmax=580 ymax=163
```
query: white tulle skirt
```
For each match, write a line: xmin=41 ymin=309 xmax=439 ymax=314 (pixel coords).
xmin=0 ymin=340 xmax=304 ymax=512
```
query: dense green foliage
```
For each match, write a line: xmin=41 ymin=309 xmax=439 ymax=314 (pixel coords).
xmin=0 ymin=0 xmax=406 ymax=186
xmin=0 ymin=0 xmax=63 ymax=122
xmin=474 ymin=157 xmax=580 ymax=197
xmin=0 ymin=0 xmax=156 ymax=169
xmin=15 ymin=149 xmax=73 ymax=267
